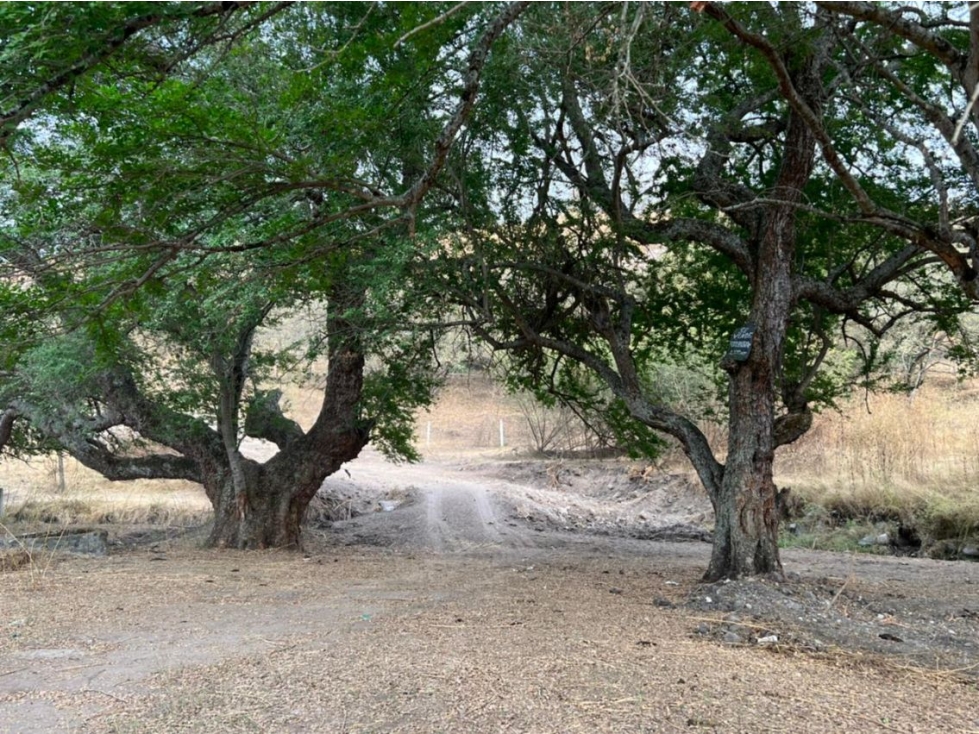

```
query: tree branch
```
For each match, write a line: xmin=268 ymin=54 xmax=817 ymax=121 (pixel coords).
xmin=1 ymin=2 xmax=266 ymax=145
xmin=65 ymin=440 xmax=202 ymax=483
xmin=395 ymin=2 xmax=470 ymax=48
xmin=793 ymin=244 xmax=920 ymax=313
xmin=244 ymin=390 xmax=304 ymax=452
xmin=477 ymin=286 xmax=723 ymax=499
xmin=92 ymin=369 xmax=225 ymax=465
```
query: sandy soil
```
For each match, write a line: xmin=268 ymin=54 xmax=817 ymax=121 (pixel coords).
xmin=1 ymin=448 xmax=978 ymax=733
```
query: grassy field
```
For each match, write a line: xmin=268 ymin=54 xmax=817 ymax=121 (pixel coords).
xmin=775 ymin=381 xmax=979 ymax=552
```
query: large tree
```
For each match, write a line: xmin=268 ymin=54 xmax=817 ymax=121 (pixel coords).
xmin=1 ymin=1 xmax=528 ymax=548
xmin=438 ymin=2 xmax=975 ymax=579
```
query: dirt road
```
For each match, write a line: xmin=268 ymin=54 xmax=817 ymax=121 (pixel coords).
xmin=2 ymin=451 xmax=978 ymax=733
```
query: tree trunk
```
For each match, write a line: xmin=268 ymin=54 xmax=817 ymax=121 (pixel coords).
xmin=206 ymin=463 xmax=318 ymax=549
xmin=203 ymin=345 xmax=371 ymax=549
xmin=706 ymin=367 xmax=782 ymax=580
xmin=704 ymin=51 xmax=821 ymax=580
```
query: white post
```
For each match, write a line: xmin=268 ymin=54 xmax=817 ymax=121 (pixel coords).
xmin=499 ymin=419 xmax=505 ymax=448
xmin=57 ymin=452 xmax=67 ymax=493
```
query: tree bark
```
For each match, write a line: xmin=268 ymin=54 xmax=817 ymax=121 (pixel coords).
xmin=704 ymin=46 xmax=821 ymax=580
xmin=707 ymin=364 xmax=782 ymax=580
xmin=205 ymin=460 xmax=320 ymax=549
xmin=204 ymin=341 xmax=371 ymax=549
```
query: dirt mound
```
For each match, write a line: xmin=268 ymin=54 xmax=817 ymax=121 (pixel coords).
xmin=458 ymin=458 xmax=713 ymax=541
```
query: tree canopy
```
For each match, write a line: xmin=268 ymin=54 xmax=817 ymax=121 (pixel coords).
xmin=2 ymin=2 xmax=977 ymax=574
xmin=1 ymin=1 xmax=529 ymax=548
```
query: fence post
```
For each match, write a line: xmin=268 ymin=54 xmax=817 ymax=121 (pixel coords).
xmin=499 ymin=419 xmax=505 ymax=448
xmin=57 ymin=452 xmax=67 ymax=493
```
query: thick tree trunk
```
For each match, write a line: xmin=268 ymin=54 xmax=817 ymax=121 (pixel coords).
xmin=205 ymin=464 xmax=321 ymax=549
xmin=706 ymin=367 xmax=781 ymax=580
xmin=203 ymin=345 xmax=371 ymax=549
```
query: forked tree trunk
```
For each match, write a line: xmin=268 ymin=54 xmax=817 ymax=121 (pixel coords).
xmin=203 ymin=347 xmax=371 ymax=550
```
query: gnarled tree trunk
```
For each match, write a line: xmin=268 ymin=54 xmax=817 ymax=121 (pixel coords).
xmin=204 ymin=462 xmax=339 ymax=549
xmin=205 ymin=346 xmax=371 ymax=550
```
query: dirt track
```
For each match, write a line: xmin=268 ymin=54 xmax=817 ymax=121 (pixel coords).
xmin=2 ymin=450 xmax=978 ymax=733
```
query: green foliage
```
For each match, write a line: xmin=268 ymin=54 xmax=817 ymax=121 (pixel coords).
xmin=0 ymin=2 xmax=524 ymax=468
xmin=4 ymin=1 xmax=978 ymax=501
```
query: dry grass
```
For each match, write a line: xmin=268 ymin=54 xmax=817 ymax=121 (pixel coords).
xmin=0 ymin=453 xmax=211 ymax=536
xmin=777 ymin=381 xmax=979 ymax=541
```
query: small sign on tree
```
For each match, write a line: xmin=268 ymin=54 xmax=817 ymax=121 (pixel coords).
xmin=726 ymin=323 xmax=756 ymax=363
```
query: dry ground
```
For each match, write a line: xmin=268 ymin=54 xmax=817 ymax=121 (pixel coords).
xmin=2 ymin=449 xmax=978 ymax=734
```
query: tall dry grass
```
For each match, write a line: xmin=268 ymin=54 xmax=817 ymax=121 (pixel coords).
xmin=776 ymin=381 xmax=979 ymax=540
xmin=0 ymin=453 xmax=211 ymax=534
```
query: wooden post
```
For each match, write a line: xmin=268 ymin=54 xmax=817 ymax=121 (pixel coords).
xmin=57 ymin=452 xmax=67 ymax=493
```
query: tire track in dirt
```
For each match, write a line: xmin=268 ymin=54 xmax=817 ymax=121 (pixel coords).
xmin=328 ymin=449 xmax=545 ymax=554
xmin=424 ymin=483 xmax=502 ymax=552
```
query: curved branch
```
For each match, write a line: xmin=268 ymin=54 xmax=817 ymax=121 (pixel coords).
xmin=793 ymin=244 xmax=920 ymax=313
xmin=92 ymin=369 xmax=225 ymax=464
xmin=480 ymin=287 xmax=723 ymax=499
xmin=66 ymin=441 xmax=202 ymax=482
xmin=773 ymin=407 xmax=813 ymax=448
xmin=654 ymin=218 xmax=754 ymax=277
xmin=693 ymin=91 xmax=781 ymax=235
xmin=244 ymin=390 xmax=304 ymax=451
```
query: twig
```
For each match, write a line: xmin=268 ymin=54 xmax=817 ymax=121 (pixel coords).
xmin=394 ymin=2 xmax=469 ymax=47
xmin=82 ymin=688 xmax=128 ymax=703
xmin=829 ymin=573 xmax=854 ymax=609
